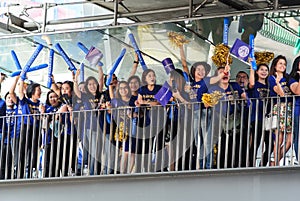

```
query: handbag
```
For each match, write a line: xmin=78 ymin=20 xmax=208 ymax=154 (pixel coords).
xmin=265 ymin=114 xmax=278 ymax=131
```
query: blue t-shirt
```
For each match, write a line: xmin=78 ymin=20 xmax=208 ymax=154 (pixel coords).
xmin=0 ymin=99 xmax=7 ymax=142
xmin=191 ymin=77 xmax=210 ymax=102
xmin=138 ymin=84 xmax=162 ymax=104
xmin=268 ymin=75 xmax=293 ymax=103
xmin=6 ymin=105 xmax=19 ymax=141
xmin=209 ymin=82 xmax=243 ymax=116
xmin=80 ymin=92 xmax=102 ymax=131
xmin=190 ymin=77 xmax=210 ymax=110
xmin=248 ymin=81 xmax=269 ymax=121
xmin=169 ymin=90 xmax=190 ymax=122
xmin=289 ymin=77 xmax=300 ymax=106
xmin=19 ymin=97 xmax=40 ymax=126
xmin=111 ymin=98 xmax=130 ymax=124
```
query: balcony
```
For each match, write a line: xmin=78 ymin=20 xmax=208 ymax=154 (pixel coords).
xmin=0 ymin=96 xmax=300 ymax=200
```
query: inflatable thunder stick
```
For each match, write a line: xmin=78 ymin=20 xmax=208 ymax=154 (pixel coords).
xmin=128 ymin=33 xmax=147 ymax=71
xmin=11 ymin=64 xmax=48 ymax=77
xmin=223 ymin=17 xmax=230 ymax=46
xmin=47 ymin=49 xmax=54 ymax=88
xmin=77 ymin=42 xmax=104 ymax=66
xmin=20 ymin=44 xmax=44 ymax=80
xmin=54 ymin=43 xmax=77 ymax=73
xmin=79 ymin=63 xmax=84 ymax=83
xmin=105 ymin=48 xmax=126 ymax=87
xmin=183 ymin=72 xmax=190 ymax=82
xmin=11 ymin=50 xmax=22 ymax=70
xmin=249 ymin=34 xmax=257 ymax=70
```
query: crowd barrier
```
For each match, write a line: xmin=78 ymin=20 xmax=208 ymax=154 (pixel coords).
xmin=0 ymin=96 xmax=299 ymax=180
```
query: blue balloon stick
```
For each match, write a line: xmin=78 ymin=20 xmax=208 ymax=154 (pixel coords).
xmin=106 ymin=48 xmax=126 ymax=86
xmin=128 ymin=33 xmax=147 ymax=71
xmin=47 ymin=49 xmax=54 ymax=88
xmin=55 ymin=43 xmax=77 ymax=73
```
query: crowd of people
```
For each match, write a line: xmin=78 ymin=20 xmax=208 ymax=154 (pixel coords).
xmin=0 ymin=45 xmax=299 ymax=180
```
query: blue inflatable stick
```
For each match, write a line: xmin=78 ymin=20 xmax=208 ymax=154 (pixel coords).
xmin=128 ymin=33 xmax=147 ymax=71
xmin=77 ymin=42 xmax=104 ymax=66
xmin=11 ymin=50 xmax=22 ymax=70
xmin=183 ymin=72 xmax=189 ymax=82
xmin=223 ymin=17 xmax=229 ymax=46
xmin=47 ymin=49 xmax=54 ymax=88
xmin=249 ymin=34 xmax=257 ymax=70
xmin=20 ymin=44 xmax=44 ymax=80
xmin=80 ymin=63 xmax=84 ymax=83
xmin=11 ymin=64 xmax=48 ymax=77
xmin=105 ymin=48 xmax=126 ymax=86
xmin=54 ymin=43 xmax=77 ymax=73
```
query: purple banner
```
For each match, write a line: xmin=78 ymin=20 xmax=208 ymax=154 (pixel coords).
xmin=154 ymin=81 xmax=172 ymax=107
xmin=230 ymin=38 xmax=250 ymax=61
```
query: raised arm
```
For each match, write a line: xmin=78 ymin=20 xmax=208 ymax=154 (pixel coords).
xmin=248 ymin=68 xmax=255 ymax=89
xmin=109 ymin=84 xmax=115 ymax=100
xmin=290 ymin=72 xmax=300 ymax=95
xmin=129 ymin=53 xmax=139 ymax=77
xmin=210 ymin=64 xmax=230 ymax=85
xmin=273 ymin=73 xmax=285 ymax=97
xmin=9 ymin=76 xmax=20 ymax=104
xmin=73 ymin=69 xmax=82 ymax=99
xmin=18 ymin=78 xmax=25 ymax=100
xmin=180 ymin=45 xmax=189 ymax=75
xmin=98 ymin=64 xmax=104 ymax=93
xmin=51 ymin=75 xmax=61 ymax=97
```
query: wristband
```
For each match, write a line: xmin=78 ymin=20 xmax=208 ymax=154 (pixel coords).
xmin=133 ymin=60 xmax=139 ymax=64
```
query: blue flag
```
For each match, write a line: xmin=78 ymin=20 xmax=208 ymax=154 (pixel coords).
xmin=230 ymin=39 xmax=250 ymax=62
xmin=154 ymin=81 xmax=172 ymax=107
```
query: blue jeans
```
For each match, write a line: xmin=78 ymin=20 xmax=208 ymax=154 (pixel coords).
xmin=193 ymin=108 xmax=212 ymax=169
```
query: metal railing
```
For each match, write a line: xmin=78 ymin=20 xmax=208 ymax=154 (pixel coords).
xmin=0 ymin=95 xmax=299 ymax=180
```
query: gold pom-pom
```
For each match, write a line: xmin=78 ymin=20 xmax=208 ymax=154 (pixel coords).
xmin=167 ymin=31 xmax=190 ymax=48
xmin=211 ymin=44 xmax=233 ymax=68
xmin=202 ymin=91 xmax=224 ymax=107
xmin=114 ymin=121 xmax=128 ymax=142
xmin=254 ymin=51 xmax=274 ymax=65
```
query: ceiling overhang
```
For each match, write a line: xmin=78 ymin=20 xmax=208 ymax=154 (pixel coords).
xmin=0 ymin=0 xmax=300 ymax=36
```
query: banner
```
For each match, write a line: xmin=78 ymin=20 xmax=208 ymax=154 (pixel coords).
xmin=230 ymin=38 xmax=250 ymax=62
xmin=154 ymin=81 xmax=172 ymax=107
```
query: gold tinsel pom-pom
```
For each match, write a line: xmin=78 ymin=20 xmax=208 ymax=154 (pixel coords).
xmin=211 ymin=44 xmax=233 ymax=68
xmin=167 ymin=31 xmax=190 ymax=48
xmin=254 ymin=51 xmax=274 ymax=65
xmin=114 ymin=121 xmax=128 ymax=142
xmin=202 ymin=91 xmax=224 ymax=107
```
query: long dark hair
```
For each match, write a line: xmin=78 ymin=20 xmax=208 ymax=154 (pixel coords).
xmin=46 ymin=90 xmax=61 ymax=107
xmin=170 ymin=68 xmax=185 ymax=92
xmin=269 ymin=55 xmax=287 ymax=78
xmin=255 ymin=63 xmax=269 ymax=81
xmin=26 ymin=83 xmax=40 ymax=98
xmin=115 ymin=81 xmax=131 ymax=99
xmin=289 ymin=56 xmax=300 ymax=81
xmin=190 ymin=61 xmax=211 ymax=80
xmin=84 ymin=76 xmax=100 ymax=97
xmin=141 ymin=69 xmax=156 ymax=86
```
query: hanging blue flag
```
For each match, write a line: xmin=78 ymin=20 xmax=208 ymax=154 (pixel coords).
xmin=230 ymin=38 xmax=250 ymax=62
xmin=154 ymin=81 xmax=172 ymax=107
